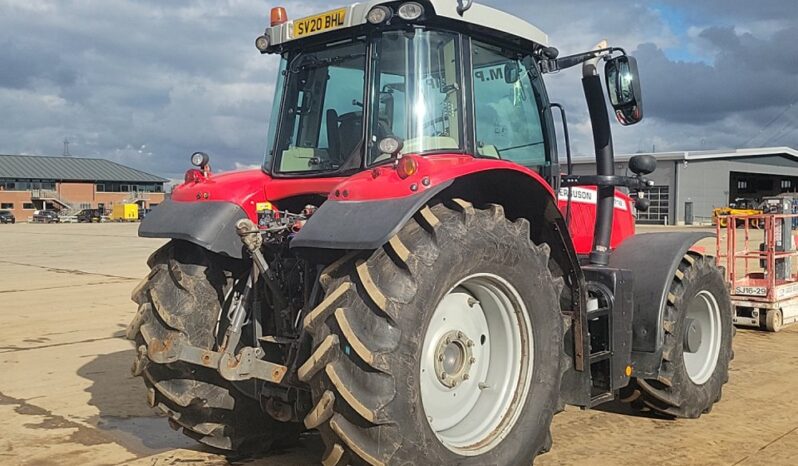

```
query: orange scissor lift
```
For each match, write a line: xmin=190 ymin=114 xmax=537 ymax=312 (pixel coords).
xmin=716 ymin=209 xmax=798 ymax=332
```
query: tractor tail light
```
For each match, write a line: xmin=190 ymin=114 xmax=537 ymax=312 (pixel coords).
xmin=271 ymin=7 xmax=288 ymax=26
xmin=184 ymin=168 xmax=203 ymax=184
xmin=396 ymin=156 xmax=418 ymax=179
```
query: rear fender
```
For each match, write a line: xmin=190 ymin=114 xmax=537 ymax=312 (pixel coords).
xmin=292 ymin=156 xmax=567 ymax=257
xmin=608 ymin=232 xmax=713 ymax=377
xmin=292 ymin=161 xmax=589 ymax=405
xmin=139 ymin=199 xmax=248 ymax=258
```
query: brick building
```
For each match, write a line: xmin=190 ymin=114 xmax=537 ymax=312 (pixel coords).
xmin=0 ymin=154 xmax=167 ymax=221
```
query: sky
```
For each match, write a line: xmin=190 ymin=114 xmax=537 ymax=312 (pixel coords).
xmin=1 ymin=0 xmax=796 ymax=180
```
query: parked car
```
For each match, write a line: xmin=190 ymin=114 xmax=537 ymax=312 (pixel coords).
xmin=0 ymin=210 xmax=15 ymax=224
xmin=32 ymin=210 xmax=60 ymax=223
xmin=76 ymin=208 xmax=103 ymax=223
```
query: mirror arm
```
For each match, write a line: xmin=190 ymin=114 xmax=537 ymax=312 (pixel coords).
xmin=539 ymin=47 xmax=626 ymax=74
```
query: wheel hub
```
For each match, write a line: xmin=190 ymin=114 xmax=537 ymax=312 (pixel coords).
xmin=434 ymin=330 xmax=475 ymax=388
xmin=683 ymin=290 xmax=722 ymax=385
xmin=420 ymin=274 xmax=533 ymax=456
xmin=683 ymin=318 xmax=703 ymax=353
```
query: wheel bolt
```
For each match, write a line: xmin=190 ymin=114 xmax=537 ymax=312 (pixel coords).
xmin=470 ymin=357 xmax=476 ymax=364
xmin=463 ymin=373 xmax=470 ymax=380
xmin=438 ymin=354 xmax=444 ymax=361
xmin=467 ymin=340 xmax=474 ymax=347
xmin=440 ymin=372 xmax=447 ymax=379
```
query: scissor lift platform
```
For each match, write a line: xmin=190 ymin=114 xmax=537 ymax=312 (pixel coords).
xmin=717 ymin=212 xmax=798 ymax=332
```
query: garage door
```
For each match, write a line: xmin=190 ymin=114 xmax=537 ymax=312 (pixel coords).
xmin=636 ymin=185 xmax=670 ymax=225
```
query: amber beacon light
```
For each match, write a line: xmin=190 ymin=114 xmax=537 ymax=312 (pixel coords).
xmin=271 ymin=7 xmax=288 ymax=26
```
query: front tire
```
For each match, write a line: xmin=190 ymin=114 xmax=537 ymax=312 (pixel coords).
xmin=301 ymin=200 xmax=564 ymax=465
xmin=622 ymin=252 xmax=733 ymax=418
xmin=126 ymin=241 xmax=301 ymax=451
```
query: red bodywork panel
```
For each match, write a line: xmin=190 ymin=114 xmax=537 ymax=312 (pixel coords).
xmin=556 ymin=186 xmax=636 ymax=254
xmin=327 ymin=154 xmax=555 ymax=201
xmin=172 ymin=154 xmax=635 ymax=255
xmin=172 ymin=168 xmax=346 ymax=219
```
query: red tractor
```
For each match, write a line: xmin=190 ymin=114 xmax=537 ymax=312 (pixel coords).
xmin=127 ymin=1 xmax=733 ymax=463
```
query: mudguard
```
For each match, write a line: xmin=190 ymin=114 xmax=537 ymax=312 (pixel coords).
xmin=608 ymin=231 xmax=712 ymax=376
xmin=139 ymin=199 xmax=247 ymax=258
xmin=291 ymin=181 xmax=451 ymax=250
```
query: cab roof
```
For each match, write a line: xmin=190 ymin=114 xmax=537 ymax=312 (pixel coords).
xmin=267 ymin=0 xmax=549 ymax=49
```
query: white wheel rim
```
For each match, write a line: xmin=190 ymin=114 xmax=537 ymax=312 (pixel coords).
xmin=683 ymin=290 xmax=722 ymax=385
xmin=419 ymin=273 xmax=533 ymax=455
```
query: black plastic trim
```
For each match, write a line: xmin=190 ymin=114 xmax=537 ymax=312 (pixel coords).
xmin=291 ymin=181 xmax=451 ymax=250
xmin=608 ymin=232 xmax=712 ymax=357
xmin=138 ymin=199 xmax=247 ymax=258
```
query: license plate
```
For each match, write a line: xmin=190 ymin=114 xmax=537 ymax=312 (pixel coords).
xmin=293 ymin=8 xmax=347 ymax=38
xmin=734 ymin=286 xmax=767 ymax=296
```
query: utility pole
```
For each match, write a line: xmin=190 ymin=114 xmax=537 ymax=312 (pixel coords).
xmin=63 ymin=138 xmax=71 ymax=157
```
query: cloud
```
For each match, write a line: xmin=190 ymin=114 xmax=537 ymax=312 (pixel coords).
xmin=0 ymin=0 xmax=795 ymax=178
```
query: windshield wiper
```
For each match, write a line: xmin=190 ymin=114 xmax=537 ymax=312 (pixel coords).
xmin=289 ymin=52 xmax=366 ymax=73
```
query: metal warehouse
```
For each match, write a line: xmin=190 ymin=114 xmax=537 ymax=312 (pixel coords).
xmin=0 ymin=154 xmax=167 ymax=221
xmin=570 ymin=146 xmax=798 ymax=225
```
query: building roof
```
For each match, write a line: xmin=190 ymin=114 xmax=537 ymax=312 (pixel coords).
xmin=0 ymin=155 xmax=167 ymax=183
xmin=571 ymin=146 xmax=798 ymax=164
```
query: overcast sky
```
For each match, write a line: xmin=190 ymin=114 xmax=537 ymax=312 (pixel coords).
xmin=1 ymin=0 xmax=796 ymax=179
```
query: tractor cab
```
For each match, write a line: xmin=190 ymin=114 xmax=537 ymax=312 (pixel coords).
xmin=259 ymin=1 xmax=560 ymax=181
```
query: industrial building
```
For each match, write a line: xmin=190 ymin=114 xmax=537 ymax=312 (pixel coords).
xmin=570 ymin=147 xmax=798 ymax=225
xmin=0 ymin=154 xmax=167 ymax=221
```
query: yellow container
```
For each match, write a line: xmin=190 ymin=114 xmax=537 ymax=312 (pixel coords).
xmin=111 ymin=204 xmax=139 ymax=221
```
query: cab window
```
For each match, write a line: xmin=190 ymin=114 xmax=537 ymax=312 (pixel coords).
xmin=471 ymin=40 xmax=546 ymax=168
xmin=273 ymin=40 xmax=367 ymax=173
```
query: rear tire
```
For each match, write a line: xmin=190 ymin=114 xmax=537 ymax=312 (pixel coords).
xmin=621 ymin=252 xmax=733 ymax=418
xmin=127 ymin=240 xmax=301 ymax=451
xmin=301 ymin=200 xmax=564 ymax=465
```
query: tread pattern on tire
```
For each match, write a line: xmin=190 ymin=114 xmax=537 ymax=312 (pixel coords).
xmin=127 ymin=241 xmax=300 ymax=451
xmin=623 ymin=251 xmax=733 ymax=418
xmin=303 ymin=200 xmax=561 ymax=465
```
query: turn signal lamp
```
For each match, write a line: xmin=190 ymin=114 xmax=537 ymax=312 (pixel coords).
xmin=271 ymin=7 xmax=288 ymax=26
xmin=396 ymin=156 xmax=418 ymax=179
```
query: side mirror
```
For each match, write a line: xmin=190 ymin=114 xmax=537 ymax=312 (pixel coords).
xmin=605 ymin=55 xmax=643 ymax=126
xmin=629 ymin=154 xmax=656 ymax=175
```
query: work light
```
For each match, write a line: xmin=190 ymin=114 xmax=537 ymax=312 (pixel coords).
xmin=397 ymin=2 xmax=424 ymax=20
xmin=367 ymin=6 xmax=391 ymax=24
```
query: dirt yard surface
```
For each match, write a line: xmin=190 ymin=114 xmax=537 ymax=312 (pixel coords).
xmin=1 ymin=222 xmax=796 ymax=465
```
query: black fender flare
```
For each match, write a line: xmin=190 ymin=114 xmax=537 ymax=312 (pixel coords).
xmin=608 ymin=231 xmax=713 ymax=376
xmin=290 ymin=181 xmax=453 ymax=250
xmin=138 ymin=198 xmax=247 ymax=258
